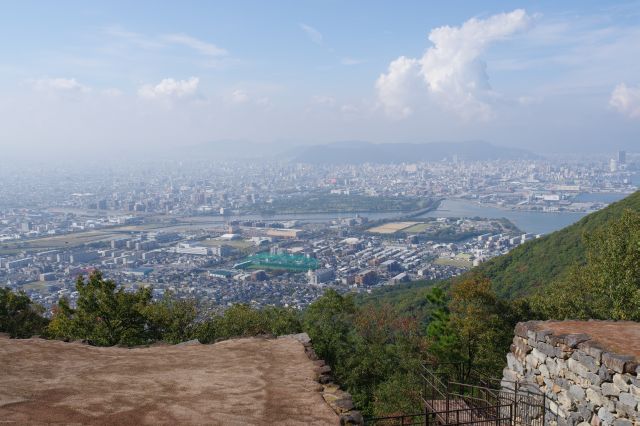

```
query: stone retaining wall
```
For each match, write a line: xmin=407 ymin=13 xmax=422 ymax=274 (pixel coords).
xmin=503 ymin=321 xmax=640 ymax=426
xmin=281 ymin=333 xmax=363 ymax=425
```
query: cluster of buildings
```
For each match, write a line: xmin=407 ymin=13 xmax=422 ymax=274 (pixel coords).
xmin=0 ymin=211 xmax=537 ymax=313
xmin=0 ymin=152 xmax=637 ymax=313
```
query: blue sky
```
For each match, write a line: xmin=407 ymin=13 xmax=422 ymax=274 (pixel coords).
xmin=1 ymin=0 xmax=639 ymax=158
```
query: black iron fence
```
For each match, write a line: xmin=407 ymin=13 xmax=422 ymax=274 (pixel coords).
xmin=365 ymin=404 xmax=514 ymax=425
xmin=365 ymin=362 xmax=551 ymax=425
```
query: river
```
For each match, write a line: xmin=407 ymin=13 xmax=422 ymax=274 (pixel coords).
xmin=417 ymin=199 xmax=586 ymax=235
xmin=171 ymin=192 xmax=634 ymax=236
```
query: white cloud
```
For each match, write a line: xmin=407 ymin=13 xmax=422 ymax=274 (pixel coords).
xmin=227 ymin=89 xmax=272 ymax=109
xmin=375 ymin=56 xmax=420 ymax=118
xmin=162 ymin=33 xmax=227 ymax=56
xmin=341 ymin=57 xmax=363 ymax=66
xmin=312 ymin=95 xmax=336 ymax=106
xmin=101 ymin=88 xmax=123 ymax=97
xmin=32 ymin=77 xmax=90 ymax=93
xmin=299 ymin=23 xmax=323 ymax=45
xmin=609 ymin=83 xmax=640 ymax=119
xmin=138 ymin=77 xmax=199 ymax=99
xmin=230 ymin=89 xmax=249 ymax=104
xmin=376 ymin=9 xmax=532 ymax=120
xmin=106 ymin=26 xmax=227 ymax=57
xmin=341 ymin=104 xmax=358 ymax=114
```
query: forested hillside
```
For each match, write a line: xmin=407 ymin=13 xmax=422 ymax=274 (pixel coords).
xmin=476 ymin=190 xmax=640 ymax=298
xmin=365 ymin=190 xmax=640 ymax=304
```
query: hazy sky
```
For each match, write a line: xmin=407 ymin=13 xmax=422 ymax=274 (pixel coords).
xmin=1 ymin=0 xmax=639 ymax=159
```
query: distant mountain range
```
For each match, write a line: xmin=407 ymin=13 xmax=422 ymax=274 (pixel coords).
xmin=182 ymin=140 xmax=538 ymax=163
xmin=289 ymin=141 xmax=538 ymax=164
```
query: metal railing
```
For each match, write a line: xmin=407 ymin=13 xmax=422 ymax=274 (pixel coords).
xmin=366 ymin=362 xmax=551 ymax=425
xmin=365 ymin=404 xmax=514 ymax=425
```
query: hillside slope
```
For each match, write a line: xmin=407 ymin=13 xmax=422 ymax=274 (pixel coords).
xmin=360 ymin=191 xmax=640 ymax=307
xmin=475 ymin=190 xmax=640 ymax=298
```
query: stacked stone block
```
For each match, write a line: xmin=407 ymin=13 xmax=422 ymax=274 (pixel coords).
xmin=503 ymin=321 xmax=640 ymax=426
xmin=280 ymin=333 xmax=364 ymax=425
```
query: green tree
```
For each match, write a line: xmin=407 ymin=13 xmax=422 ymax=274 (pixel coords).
xmin=144 ymin=293 xmax=197 ymax=344
xmin=195 ymin=315 xmax=223 ymax=344
xmin=535 ymin=210 xmax=640 ymax=320
xmin=261 ymin=306 xmax=302 ymax=336
xmin=47 ymin=271 xmax=154 ymax=346
xmin=448 ymin=276 xmax=515 ymax=377
xmin=217 ymin=304 xmax=268 ymax=338
xmin=303 ymin=289 xmax=356 ymax=369
xmin=0 ymin=288 xmax=48 ymax=338
xmin=424 ymin=286 xmax=463 ymax=365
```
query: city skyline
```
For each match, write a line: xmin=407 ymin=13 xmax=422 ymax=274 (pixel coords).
xmin=1 ymin=0 xmax=640 ymax=161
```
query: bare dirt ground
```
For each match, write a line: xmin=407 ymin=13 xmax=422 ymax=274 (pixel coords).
xmin=0 ymin=335 xmax=339 ymax=425
xmin=536 ymin=320 xmax=640 ymax=360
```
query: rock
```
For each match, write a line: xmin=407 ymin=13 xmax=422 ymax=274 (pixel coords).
xmin=507 ymin=352 xmax=524 ymax=374
xmin=569 ymin=411 xmax=587 ymax=425
xmin=176 ymin=339 xmax=200 ymax=346
xmin=513 ymin=335 xmax=531 ymax=358
xmin=558 ymin=390 xmax=574 ymax=410
xmin=562 ymin=334 xmax=592 ymax=348
xmin=570 ymin=384 xmax=586 ymax=401
xmin=569 ymin=357 xmax=591 ymax=379
xmin=547 ymin=357 xmax=560 ymax=376
xmin=319 ymin=374 xmax=333 ymax=384
xmin=586 ymin=372 xmax=603 ymax=387
xmin=602 ymin=353 xmax=637 ymax=374
xmin=579 ymin=341 xmax=605 ymax=364
xmin=323 ymin=384 xmax=340 ymax=393
xmin=515 ymin=322 xmax=531 ymax=338
xmin=613 ymin=374 xmax=630 ymax=393
xmin=527 ymin=353 xmax=540 ymax=369
xmin=533 ymin=347 xmax=548 ymax=364
xmin=576 ymin=401 xmax=594 ymax=422
xmin=599 ymin=365 xmax=614 ymax=382
xmin=340 ymin=411 xmax=363 ymax=425
xmin=586 ymin=387 xmax=606 ymax=406
xmin=503 ymin=366 xmax=518 ymax=382
xmin=597 ymin=407 xmax=615 ymax=425
xmin=316 ymin=364 xmax=332 ymax=374
xmin=305 ymin=347 xmax=319 ymax=361
xmin=601 ymin=382 xmax=621 ymax=397
xmin=280 ymin=332 xmax=311 ymax=345
xmin=334 ymin=398 xmax=354 ymax=413
xmin=617 ymin=392 xmax=638 ymax=411
xmin=538 ymin=364 xmax=551 ymax=378
xmin=573 ymin=352 xmax=599 ymax=373
xmin=536 ymin=341 xmax=560 ymax=358
xmin=612 ymin=419 xmax=632 ymax=426
xmin=536 ymin=329 xmax=553 ymax=342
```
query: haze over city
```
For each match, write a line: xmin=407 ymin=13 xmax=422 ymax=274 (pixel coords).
xmin=1 ymin=0 xmax=639 ymax=162
xmin=3 ymin=2 xmax=640 ymax=425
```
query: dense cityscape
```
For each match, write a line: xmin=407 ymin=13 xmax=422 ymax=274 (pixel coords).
xmin=1 ymin=151 xmax=637 ymax=313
